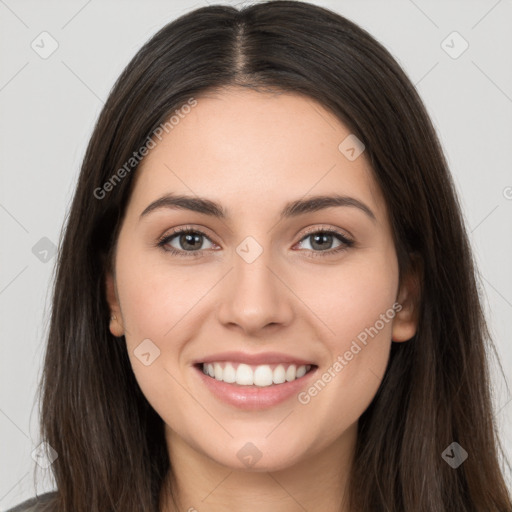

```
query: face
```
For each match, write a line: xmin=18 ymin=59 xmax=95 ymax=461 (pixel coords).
xmin=106 ymin=87 xmax=418 ymax=473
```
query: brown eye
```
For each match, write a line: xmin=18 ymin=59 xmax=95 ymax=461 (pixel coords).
xmin=157 ymin=229 xmax=215 ymax=257
xmin=296 ymin=229 xmax=354 ymax=256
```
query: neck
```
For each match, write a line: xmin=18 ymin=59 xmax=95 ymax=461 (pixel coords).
xmin=160 ymin=423 xmax=357 ymax=512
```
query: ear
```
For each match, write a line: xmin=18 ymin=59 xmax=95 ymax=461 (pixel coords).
xmin=105 ymin=270 xmax=125 ymax=337
xmin=392 ymin=255 xmax=422 ymax=343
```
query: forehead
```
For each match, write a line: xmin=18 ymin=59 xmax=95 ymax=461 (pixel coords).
xmin=129 ymin=87 xmax=386 ymax=223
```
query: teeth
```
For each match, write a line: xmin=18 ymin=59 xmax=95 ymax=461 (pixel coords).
xmin=254 ymin=365 xmax=273 ymax=386
xmin=222 ymin=363 xmax=236 ymax=383
xmin=286 ymin=365 xmax=296 ymax=382
xmin=201 ymin=362 xmax=312 ymax=386
xmin=273 ymin=364 xmax=286 ymax=384
xmin=296 ymin=365 xmax=307 ymax=378
xmin=236 ymin=363 xmax=254 ymax=385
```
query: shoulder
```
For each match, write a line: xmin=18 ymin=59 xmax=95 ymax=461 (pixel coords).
xmin=5 ymin=491 xmax=57 ymax=512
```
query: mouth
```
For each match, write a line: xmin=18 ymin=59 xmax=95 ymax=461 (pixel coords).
xmin=195 ymin=361 xmax=317 ymax=387
xmin=193 ymin=361 xmax=319 ymax=410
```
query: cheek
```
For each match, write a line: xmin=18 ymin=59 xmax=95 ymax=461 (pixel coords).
xmin=309 ymin=248 xmax=398 ymax=345
xmin=298 ymin=251 xmax=399 ymax=427
xmin=115 ymin=247 xmax=210 ymax=343
xmin=113 ymin=247 xmax=223 ymax=402
xmin=113 ymin=251 xmax=200 ymax=415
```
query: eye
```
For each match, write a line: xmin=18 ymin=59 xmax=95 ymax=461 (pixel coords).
xmin=295 ymin=227 xmax=354 ymax=257
xmin=157 ymin=227 xmax=216 ymax=257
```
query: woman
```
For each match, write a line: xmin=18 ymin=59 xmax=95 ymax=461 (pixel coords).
xmin=8 ymin=1 xmax=511 ymax=511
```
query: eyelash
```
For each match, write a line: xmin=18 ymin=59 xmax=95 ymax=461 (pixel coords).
xmin=156 ymin=225 xmax=355 ymax=259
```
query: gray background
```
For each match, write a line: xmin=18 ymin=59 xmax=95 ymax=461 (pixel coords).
xmin=1 ymin=0 xmax=511 ymax=508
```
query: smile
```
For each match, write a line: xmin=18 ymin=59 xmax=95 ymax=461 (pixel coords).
xmin=200 ymin=362 xmax=315 ymax=387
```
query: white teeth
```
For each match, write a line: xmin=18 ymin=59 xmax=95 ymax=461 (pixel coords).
xmin=222 ymin=363 xmax=236 ymax=383
xmin=236 ymin=363 xmax=253 ymax=385
xmin=296 ymin=365 xmax=307 ymax=378
xmin=201 ymin=362 xmax=312 ymax=386
xmin=214 ymin=363 xmax=223 ymax=380
xmin=254 ymin=365 xmax=273 ymax=387
xmin=273 ymin=364 xmax=286 ymax=384
xmin=286 ymin=364 xmax=297 ymax=382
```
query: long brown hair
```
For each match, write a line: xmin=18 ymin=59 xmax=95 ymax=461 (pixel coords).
xmin=36 ymin=1 xmax=511 ymax=510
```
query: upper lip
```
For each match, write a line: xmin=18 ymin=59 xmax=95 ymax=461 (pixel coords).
xmin=194 ymin=351 xmax=316 ymax=366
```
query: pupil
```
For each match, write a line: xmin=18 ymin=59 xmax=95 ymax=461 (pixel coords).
xmin=182 ymin=233 xmax=201 ymax=250
xmin=312 ymin=233 xmax=331 ymax=250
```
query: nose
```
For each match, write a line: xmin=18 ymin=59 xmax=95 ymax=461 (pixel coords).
xmin=216 ymin=245 xmax=294 ymax=336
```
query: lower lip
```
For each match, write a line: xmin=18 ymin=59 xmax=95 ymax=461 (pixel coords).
xmin=194 ymin=365 xmax=318 ymax=410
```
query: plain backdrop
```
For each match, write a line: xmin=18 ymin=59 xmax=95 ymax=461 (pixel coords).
xmin=1 ymin=0 xmax=511 ymax=508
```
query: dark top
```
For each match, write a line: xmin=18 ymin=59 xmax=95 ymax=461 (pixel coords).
xmin=5 ymin=492 xmax=57 ymax=512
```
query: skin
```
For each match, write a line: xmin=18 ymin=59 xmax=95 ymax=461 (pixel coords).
xmin=106 ymin=87 xmax=420 ymax=512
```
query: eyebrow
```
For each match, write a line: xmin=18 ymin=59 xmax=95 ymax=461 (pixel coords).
xmin=139 ymin=193 xmax=376 ymax=223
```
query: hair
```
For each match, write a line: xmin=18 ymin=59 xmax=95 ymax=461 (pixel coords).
xmin=32 ymin=1 xmax=511 ymax=511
